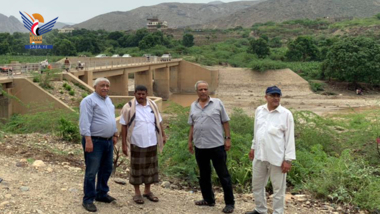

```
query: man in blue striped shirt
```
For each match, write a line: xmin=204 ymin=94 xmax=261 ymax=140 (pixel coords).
xmin=79 ymin=77 xmax=118 ymax=212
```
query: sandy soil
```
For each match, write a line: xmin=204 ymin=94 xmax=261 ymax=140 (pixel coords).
xmin=213 ymin=67 xmax=379 ymax=116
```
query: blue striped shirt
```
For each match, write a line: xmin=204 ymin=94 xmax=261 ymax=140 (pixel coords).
xmin=79 ymin=92 xmax=117 ymax=138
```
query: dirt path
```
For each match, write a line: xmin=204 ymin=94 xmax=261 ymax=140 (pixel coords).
xmin=213 ymin=67 xmax=379 ymax=115
xmin=0 ymin=134 xmax=346 ymax=214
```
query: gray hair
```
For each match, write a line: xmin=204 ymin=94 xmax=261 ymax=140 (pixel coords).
xmin=93 ymin=77 xmax=110 ymax=87
xmin=194 ymin=80 xmax=208 ymax=91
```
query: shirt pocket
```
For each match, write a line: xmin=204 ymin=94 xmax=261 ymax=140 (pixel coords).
xmin=267 ymin=124 xmax=283 ymax=137
xmin=209 ymin=108 xmax=221 ymax=120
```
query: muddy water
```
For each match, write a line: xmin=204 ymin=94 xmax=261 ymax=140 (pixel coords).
xmin=162 ymin=94 xmax=199 ymax=109
xmin=162 ymin=94 xmax=219 ymax=109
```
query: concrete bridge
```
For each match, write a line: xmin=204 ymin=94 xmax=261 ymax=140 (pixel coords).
xmin=0 ymin=57 xmax=219 ymax=120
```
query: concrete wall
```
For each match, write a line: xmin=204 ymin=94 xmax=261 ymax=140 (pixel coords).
xmin=177 ymin=61 xmax=219 ymax=94
xmin=63 ymin=73 xmax=94 ymax=93
xmin=11 ymin=78 xmax=74 ymax=114
xmin=110 ymin=96 xmax=162 ymax=112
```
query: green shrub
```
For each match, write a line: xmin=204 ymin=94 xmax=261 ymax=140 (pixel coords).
xmin=305 ymin=150 xmax=380 ymax=210
xmin=309 ymin=81 xmax=324 ymax=92
xmin=33 ymin=77 xmax=40 ymax=83
xmin=69 ymin=90 xmax=75 ymax=96
xmin=58 ymin=117 xmax=81 ymax=142
xmin=81 ymin=93 xmax=88 ymax=98
xmin=65 ymin=85 xmax=72 ymax=91
xmin=1 ymin=110 xmax=79 ymax=135
xmin=249 ymin=59 xmax=287 ymax=72
xmin=115 ymin=102 xmax=126 ymax=109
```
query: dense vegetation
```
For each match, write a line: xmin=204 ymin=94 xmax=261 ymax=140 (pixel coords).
xmin=2 ymin=15 xmax=379 ymax=85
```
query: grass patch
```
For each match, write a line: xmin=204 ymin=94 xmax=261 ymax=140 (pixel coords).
xmin=160 ymin=104 xmax=380 ymax=210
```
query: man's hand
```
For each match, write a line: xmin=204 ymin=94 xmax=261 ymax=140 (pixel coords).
xmin=122 ymin=145 xmax=128 ymax=157
xmin=112 ymin=136 xmax=118 ymax=146
xmin=281 ymin=161 xmax=292 ymax=173
xmin=224 ymin=139 xmax=231 ymax=151
xmin=188 ymin=141 xmax=194 ymax=154
xmin=85 ymin=139 xmax=94 ymax=153
xmin=249 ymin=149 xmax=255 ymax=161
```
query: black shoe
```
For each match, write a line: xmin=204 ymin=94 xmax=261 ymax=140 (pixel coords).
xmin=82 ymin=203 xmax=97 ymax=212
xmin=222 ymin=205 xmax=235 ymax=213
xmin=95 ymin=195 xmax=116 ymax=203
xmin=245 ymin=210 xmax=261 ymax=214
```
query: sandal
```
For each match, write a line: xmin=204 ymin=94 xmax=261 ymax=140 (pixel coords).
xmin=222 ymin=205 xmax=235 ymax=213
xmin=194 ymin=200 xmax=215 ymax=206
xmin=143 ymin=192 xmax=159 ymax=202
xmin=133 ymin=195 xmax=144 ymax=204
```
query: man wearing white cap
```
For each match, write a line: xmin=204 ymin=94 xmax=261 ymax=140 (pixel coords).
xmin=245 ymin=86 xmax=296 ymax=214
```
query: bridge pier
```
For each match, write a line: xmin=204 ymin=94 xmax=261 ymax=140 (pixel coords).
xmin=135 ymin=69 xmax=153 ymax=96
xmin=108 ymin=70 xmax=129 ymax=95
xmin=83 ymin=70 xmax=93 ymax=87
xmin=154 ymin=66 xmax=170 ymax=101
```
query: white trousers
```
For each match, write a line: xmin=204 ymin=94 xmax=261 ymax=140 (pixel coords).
xmin=252 ymin=159 xmax=287 ymax=214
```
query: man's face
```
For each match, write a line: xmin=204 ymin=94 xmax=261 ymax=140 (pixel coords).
xmin=197 ymin=83 xmax=209 ymax=100
xmin=135 ymin=90 xmax=147 ymax=104
xmin=95 ymin=81 xmax=110 ymax=98
xmin=265 ymin=93 xmax=281 ymax=108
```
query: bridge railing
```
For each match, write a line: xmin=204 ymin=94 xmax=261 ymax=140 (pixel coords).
xmin=0 ymin=57 xmax=181 ymax=78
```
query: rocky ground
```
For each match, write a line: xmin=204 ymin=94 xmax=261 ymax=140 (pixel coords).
xmin=0 ymin=133 xmax=368 ymax=214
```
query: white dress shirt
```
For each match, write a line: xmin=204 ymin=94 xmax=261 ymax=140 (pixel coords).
xmin=251 ymin=104 xmax=296 ymax=167
xmin=120 ymin=101 xmax=162 ymax=148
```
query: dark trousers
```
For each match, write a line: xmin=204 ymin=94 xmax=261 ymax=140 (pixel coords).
xmin=195 ymin=145 xmax=235 ymax=206
xmin=82 ymin=137 xmax=113 ymax=204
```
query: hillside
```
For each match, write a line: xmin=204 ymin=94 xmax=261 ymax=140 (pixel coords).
xmin=69 ymin=1 xmax=262 ymax=31
xmin=199 ymin=0 xmax=380 ymax=29
xmin=0 ymin=13 xmax=71 ymax=33
xmin=0 ymin=14 xmax=27 ymax=33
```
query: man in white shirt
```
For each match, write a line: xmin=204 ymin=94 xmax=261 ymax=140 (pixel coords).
xmin=245 ymin=86 xmax=296 ymax=214
xmin=120 ymin=85 xmax=166 ymax=204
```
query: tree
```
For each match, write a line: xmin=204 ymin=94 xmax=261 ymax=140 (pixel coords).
xmin=248 ymin=38 xmax=270 ymax=59
xmin=182 ymin=34 xmax=194 ymax=47
xmin=285 ymin=36 xmax=319 ymax=61
xmin=322 ymin=37 xmax=380 ymax=84
xmin=269 ymin=37 xmax=282 ymax=48
xmin=54 ymin=39 xmax=77 ymax=56
xmin=108 ymin=31 xmax=124 ymax=41
xmin=0 ymin=41 xmax=10 ymax=55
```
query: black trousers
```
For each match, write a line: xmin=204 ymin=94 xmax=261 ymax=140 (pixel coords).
xmin=195 ymin=145 xmax=235 ymax=206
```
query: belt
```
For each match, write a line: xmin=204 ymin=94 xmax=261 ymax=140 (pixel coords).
xmin=91 ymin=136 xmax=113 ymax=141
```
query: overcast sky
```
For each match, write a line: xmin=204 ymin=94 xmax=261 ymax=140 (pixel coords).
xmin=4 ymin=0 xmax=251 ymax=24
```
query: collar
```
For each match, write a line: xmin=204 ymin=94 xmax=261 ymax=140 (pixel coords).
xmin=197 ymin=96 xmax=214 ymax=103
xmin=264 ymin=104 xmax=283 ymax=113
xmin=94 ymin=92 xmax=107 ymax=100
xmin=135 ymin=99 xmax=149 ymax=106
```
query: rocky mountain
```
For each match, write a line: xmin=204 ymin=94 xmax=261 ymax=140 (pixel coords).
xmin=0 ymin=14 xmax=28 ymax=33
xmin=0 ymin=13 xmax=71 ymax=33
xmin=199 ymin=0 xmax=380 ymax=29
xmin=70 ymin=1 xmax=263 ymax=31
